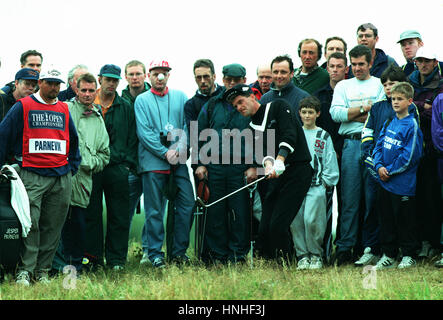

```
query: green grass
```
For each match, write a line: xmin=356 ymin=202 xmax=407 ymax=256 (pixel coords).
xmin=1 ymin=242 xmax=442 ymax=300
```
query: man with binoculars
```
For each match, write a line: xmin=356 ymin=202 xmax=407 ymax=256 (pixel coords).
xmin=134 ymin=60 xmax=194 ymax=269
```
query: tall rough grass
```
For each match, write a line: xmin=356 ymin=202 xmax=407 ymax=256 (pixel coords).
xmin=1 ymin=242 xmax=441 ymax=301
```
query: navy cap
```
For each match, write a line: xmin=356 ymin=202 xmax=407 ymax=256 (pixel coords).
xmin=222 ymin=63 xmax=246 ymax=78
xmin=99 ymin=64 xmax=122 ymax=79
xmin=15 ymin=68 xmax=39 ymax=81
xmin=223 ymin=83 xmax=253 ymax=103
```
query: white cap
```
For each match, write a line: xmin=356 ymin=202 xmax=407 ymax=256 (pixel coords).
xmin=39 ymin=67 xmax=65 ymax=83
xmin=414 ymin=47 xmax=438 ymax=61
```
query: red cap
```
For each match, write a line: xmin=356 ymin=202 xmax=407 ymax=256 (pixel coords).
xmin=149 ymin=60 xmax=171 ymax=72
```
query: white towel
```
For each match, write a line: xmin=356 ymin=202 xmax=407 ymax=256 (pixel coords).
xmin=1 ymin=165 xmax=31 ymax=237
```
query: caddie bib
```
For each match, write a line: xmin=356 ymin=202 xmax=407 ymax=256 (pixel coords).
xmin=21 ymin=96 xmax=70 ymax=168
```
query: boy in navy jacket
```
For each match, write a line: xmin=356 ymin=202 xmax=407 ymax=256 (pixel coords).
xmin=372 ymin=82 xmax=423 ymax=270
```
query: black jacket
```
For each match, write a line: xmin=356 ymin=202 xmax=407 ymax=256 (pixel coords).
xmin=0 ymin=90 xmax=17 ymax=122
xmin=184 ymin=84 xmax=224 ymax=131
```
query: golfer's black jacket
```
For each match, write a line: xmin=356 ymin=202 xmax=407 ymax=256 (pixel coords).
xmin=250 ymin=99 xmax=311 ymax=167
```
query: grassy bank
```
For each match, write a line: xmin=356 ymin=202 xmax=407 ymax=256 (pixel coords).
xmin=1 ymin=242 xmax=441 ymax=301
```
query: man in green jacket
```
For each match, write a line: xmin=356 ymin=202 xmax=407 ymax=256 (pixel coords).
xmin=293 ymin=39 xmax=330 ymax=94
xmin=121 ymin=60 xmax=151 ymax=249
xmin=61 ymin=73 xmax=110 ymax=273
xmin=84 ymin=64 xmax=137 ymax=271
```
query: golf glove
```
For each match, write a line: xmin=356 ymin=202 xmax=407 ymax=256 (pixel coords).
xmin=274 ymin=159 xmax=285 ymax=176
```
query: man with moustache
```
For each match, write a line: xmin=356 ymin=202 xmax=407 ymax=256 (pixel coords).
xmin=83 ymin=64 xmax=137 ymax=271
xmin=0 ymin=67 xmax=81 ymax=285
xmin=184 ymin=59 xmax=223 ymax=133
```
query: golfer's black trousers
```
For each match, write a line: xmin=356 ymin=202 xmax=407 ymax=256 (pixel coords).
xmin=257 ymin=162 xmax=313 ymax=260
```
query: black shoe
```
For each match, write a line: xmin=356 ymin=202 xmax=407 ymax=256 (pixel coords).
xmin=152 ymin=257 xmax=166 ymax=269
xmin=336 ymin=250 xmax=353 ymax=266
xmin=170 ymin=255 xmax=190 ymax=266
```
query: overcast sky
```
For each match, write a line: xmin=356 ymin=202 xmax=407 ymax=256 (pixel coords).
xmin=1 ymin=0 xmax=442 ymax=98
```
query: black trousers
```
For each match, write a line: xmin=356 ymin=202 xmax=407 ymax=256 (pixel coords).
xmin=416 ymin=153 xmax=443 ymax=248
xmin=257 ymin=162 xmax=312 ymax=261
xmin=202 ymin=164 xmax=250 ymax=263
xmin=377 ymin=187 xmax=419 ymax=258
xmin=85 ymin=164 xmax=130 ymax=267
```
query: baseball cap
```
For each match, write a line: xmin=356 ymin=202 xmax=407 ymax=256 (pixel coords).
xmin=223 ymin=84 xmax=252 ymax=103
xmin=222 ymin=63 xmax=246 ymax=78
xmin=413 ymin=47 xmax=437 ymax=61
xmin=15 ymin=68 xmax=39 ymax=81
xmin=39 ymin=67 xmax=65 ymax=83
xmin=149 ymin=60 xmax=171 ymax=72
xmin=397 ymin=30 xmax=422 ymax=43
xmin=98 ymin=64 xmax=122 ymax=79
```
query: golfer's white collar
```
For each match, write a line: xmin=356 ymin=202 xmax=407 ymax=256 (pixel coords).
xmin=249 ymin=102 xmax=272 ymax=132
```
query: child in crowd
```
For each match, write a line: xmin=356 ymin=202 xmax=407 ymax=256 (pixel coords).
xmin=290 ymin=96 xmax=339 ymax=270
xmin=431 ymin=93 xmax=443 ymax=268
xmin=357 ymin=65 xmax=419 ymax=266
xmin=372 ymin=82 xmax=423 ymax=269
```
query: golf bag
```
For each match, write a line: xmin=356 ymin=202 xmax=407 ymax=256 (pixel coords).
xmin=0 ymin=175 xmax=21 ymax=279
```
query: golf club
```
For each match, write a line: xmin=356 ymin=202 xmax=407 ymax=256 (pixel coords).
xmin=196 ymin=174 xmax=268 ymax=209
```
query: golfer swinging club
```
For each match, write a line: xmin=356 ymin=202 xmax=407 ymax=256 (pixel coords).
xmin=223 ymin=84 xmax=313 ymax=263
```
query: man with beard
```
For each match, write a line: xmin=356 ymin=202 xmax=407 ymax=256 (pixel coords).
xmin=0 ymin=67 xmax=81 ymax=285
xmin=184 ymin=59 xmax=223 ymax=131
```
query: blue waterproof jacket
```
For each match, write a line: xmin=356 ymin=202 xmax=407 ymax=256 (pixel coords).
xmin=373 ymin=113 xmax=423 ymax=196
xmin=348 ymin=48 xmax=398 ymax=78
xmin=361 ymin=98 xmax=419 ymax=159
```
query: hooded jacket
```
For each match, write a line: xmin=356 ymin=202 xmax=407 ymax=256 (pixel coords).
xmin=121 ymin=82 xmax=151 ymax=105
xmin=197 ymin=87 xmax=251 ymax=165
xmin=373 ymin=113 xmax=423 ymax=196
xmin=348 ymin=48 xmax=398 ymax=78
xmin=67 ymin=99 xmax=110 ymax=208
xmin=0 ymin=89 xmax=17 ymax=122
xmin=408 ymin=67 xmax=443 ymax=152
xmin=362 ymin=98 xmax=419 ymax=159
xmin=184 ymin=84 xmax=223 ymax=132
